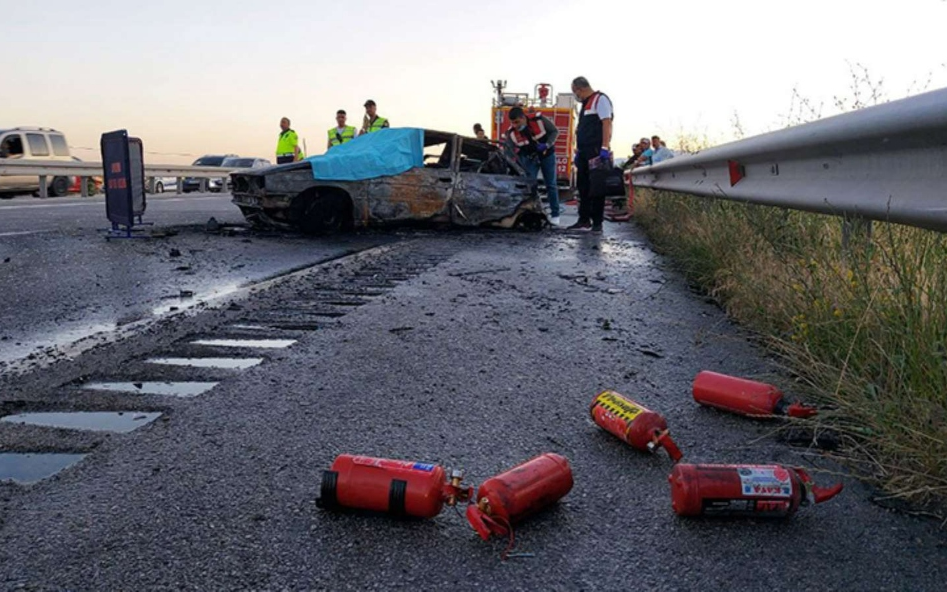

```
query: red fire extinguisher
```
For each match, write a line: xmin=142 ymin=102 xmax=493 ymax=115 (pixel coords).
xmin=693 ymin=371 xmax=818 ymax=419
xmin=317 ymin=455 xmax=471 ymax=519
xmin=466 ymin=453 xmax=573 ymax=543
xmin=669 ymin=463 xmax=843 ymax=518
xmin=590 ymin=390 xmax=683 ymax=461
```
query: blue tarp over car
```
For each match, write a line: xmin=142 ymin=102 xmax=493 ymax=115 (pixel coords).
xmin=305 ymin=128 xmax=425 ymax=181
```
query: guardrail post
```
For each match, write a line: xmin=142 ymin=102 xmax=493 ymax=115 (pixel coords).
xmin=176 ymin=177 xmax=183 ymax=195
xmin=38 ymin=176 xmax=48 ymax=199
xmin=199 ymin=178 xmax=207 ymax=193
xmin=80 ymin=176 xmax=89 ymax=197
xmin=146 ymin=177 xmax=156 ymax=194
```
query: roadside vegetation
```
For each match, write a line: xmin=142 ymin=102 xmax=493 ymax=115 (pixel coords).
xmin=637 ymin=66 xmax=947 ymax=511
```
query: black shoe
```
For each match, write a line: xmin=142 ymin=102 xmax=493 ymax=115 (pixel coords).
xmin=567 ymin=220 xmax=592 ymax=230
xmin=591 ymin=223 xmax=603 ymax=233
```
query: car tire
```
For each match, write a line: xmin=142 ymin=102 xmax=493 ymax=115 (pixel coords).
xmin=156 ymin=182 xmax=164 ymax=194
xmin=49 ymin=176 xmax=70 ymax=197
xmin=296 ymin=190 xmax=353 ymax=235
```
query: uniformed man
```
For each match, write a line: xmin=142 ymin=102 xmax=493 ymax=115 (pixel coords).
xmin=503 ymin=107 xmax=561 ymax=225
xmin=568 ymin=77 xmax=613 ymax=232
xmin=276 ymin=117 xmax=303 ymax=164
xmin=361 ymin=100 xmax=390 ymax=134
xmin=327 ymin=110 xmax=358 ymax=150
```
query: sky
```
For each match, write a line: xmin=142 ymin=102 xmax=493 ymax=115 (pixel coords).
xmin=3 ymin=0 xmax=946 ymax=164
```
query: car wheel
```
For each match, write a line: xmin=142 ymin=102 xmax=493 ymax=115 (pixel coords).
xmin=49 ymin=176 xmax=70 ymax=197
xmin=156 ymin=182 xmax=164 ymax=194
xmin=296 ymin=190 xmax=352 ymax=235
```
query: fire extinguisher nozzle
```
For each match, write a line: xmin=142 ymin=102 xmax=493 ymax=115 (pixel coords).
xmin=786 ymin=402 xmax=819 ymax=419
xmin=812 ymin=482 xmax=844 ymax=504
xmin=655 ymin=430 xmax=684 ymax=462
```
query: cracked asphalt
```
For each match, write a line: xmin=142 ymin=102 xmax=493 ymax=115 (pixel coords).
xmin=1 ymin=207 xmax=946 ymax=591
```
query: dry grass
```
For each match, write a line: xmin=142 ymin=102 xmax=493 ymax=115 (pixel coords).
xmin=634 ymin=189 xmax=947 ymax=510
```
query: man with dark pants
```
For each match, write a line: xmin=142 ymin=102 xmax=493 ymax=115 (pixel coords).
xmin=276 ymin=117 xmax=302 ymax=164
xmin=568 ymin=76 xmax=613 ymax=232
xmin=503 ymin=107 xmax=561 ymax=225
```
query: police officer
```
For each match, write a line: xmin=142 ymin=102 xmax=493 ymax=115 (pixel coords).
xmin=327 ymin=110 xmax=358 ymax=150
xmin=568 ymin=77 xmax=613 ymax=232
xmin=503 ymin=107 xmax=561 ymax=225
xmin=361 ymin=100 xmax=390 ymax=134
xmin=276 ymin=117 xmax=303 ymax=164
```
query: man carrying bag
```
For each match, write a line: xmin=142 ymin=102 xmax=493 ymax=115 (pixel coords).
xmin=568 ymin=77 xmax=616 ymax=232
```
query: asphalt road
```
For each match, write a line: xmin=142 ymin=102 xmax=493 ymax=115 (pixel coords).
xmin=1 ymin=214 xmax=945 ymax=591
xmin=0 ymin=192 xmax=392 ymax=367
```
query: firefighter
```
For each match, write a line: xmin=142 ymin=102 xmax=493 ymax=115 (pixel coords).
xmin=276 ymin=117 xmax=303 ymax=164
xmin=327 ymin=110 xmax=358 ymax=150
xmin=361 ymin=100 xmax=390 ymax=134
xmin=568 ymin=76 xmax=613 ymax=232
xmin=503 ymin=107 xmax=561 ymax=225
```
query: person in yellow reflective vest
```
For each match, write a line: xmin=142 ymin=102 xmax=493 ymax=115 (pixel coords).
xmin=361 ymin=100 xmax=390 ymax=134
xmin=276 ymin=117 xmax=304 ymax=164
xmin=327 ymin=110 xmax=358 ymax=150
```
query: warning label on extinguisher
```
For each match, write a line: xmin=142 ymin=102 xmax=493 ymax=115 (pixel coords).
xmin=593 ymin=391 xmax=643 ymax=422
xmin=351 ymin=457 xmax=437 ymax=472
xmin=737 ymin=466 xmax=793 ymax=497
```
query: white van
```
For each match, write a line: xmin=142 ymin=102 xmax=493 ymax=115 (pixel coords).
xmin=0 ymin=127 xmax=75 ymax=197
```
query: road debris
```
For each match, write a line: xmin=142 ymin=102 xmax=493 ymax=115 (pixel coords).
xmin=316 ymin=455 xmax=471 ymax=519
xmin=466 ymin=453 xmax=573 ymax=557
xmin=669 ymin=463 xmax=843 ymax=518
xmin=590 ymin=390 xmax=683 ymax=461
xmin=693 ymin=371 xmax=818 ymax=418
xmin=169 ymin=248 xmax=182 ymax=258
xmin=449 ymin=268 xmax=512 ymax=278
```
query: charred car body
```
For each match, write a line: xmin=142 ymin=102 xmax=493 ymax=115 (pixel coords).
xmin=230 ymin=129 xmax=545 ymax=233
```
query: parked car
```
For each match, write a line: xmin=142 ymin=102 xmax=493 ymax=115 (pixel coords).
xmin=68 ymin=156 xmax=103 ymax=196
xmin=182 ymin=154 xmax=236 ymax=193
xmin=220 ymin=157 xmax=270 ymax=191
xmin=145 ymin=177 xmax=178 ymax=194
xmin=0 ymin=127 xmax=74 ymax=197
xmin=230 ymin=129 xmax=543 ymax=234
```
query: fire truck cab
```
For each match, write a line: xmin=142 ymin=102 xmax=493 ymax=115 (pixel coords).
xmin=490 ymin=81 xmax=576 ymax=193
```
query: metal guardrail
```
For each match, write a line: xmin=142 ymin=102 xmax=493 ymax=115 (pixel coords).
xmin=0 ymin=160 xmax=239 ymax=197
xmin=630 ymin=87 xmax=947 ymax=233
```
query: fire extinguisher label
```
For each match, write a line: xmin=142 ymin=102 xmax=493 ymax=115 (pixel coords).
xmin=594 ymin=391 xmax=643 ymax=422
xmin=351 ymin=457 xmax=437 ymax=473
xmin=737 ymin=466 xmax=793 ymax=497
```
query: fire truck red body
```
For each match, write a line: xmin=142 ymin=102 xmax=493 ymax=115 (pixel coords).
xmin=490 ymin=81 xmax=576 ymax=189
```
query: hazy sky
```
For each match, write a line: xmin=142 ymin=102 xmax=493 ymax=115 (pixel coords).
xmin=4 ymin=0 xmax=946 ymax=164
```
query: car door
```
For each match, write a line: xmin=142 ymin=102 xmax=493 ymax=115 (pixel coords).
xmin=0 ymin=133 xmax=35 ymax=192
xmin=451 ymin=137 xmax=535 ymax=227
xmin=361 ymin=137 xmax=454 ymax=225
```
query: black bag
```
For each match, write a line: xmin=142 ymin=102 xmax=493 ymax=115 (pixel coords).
xmin=589 ymin=166 xmax=626 ymax=198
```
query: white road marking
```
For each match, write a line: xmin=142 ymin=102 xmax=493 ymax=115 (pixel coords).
xmin=0 ymin=230 xmax=53 ymax=237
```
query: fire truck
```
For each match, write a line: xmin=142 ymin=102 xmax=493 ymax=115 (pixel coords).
xmin=490 ymin=81 xmax=576 ymax=191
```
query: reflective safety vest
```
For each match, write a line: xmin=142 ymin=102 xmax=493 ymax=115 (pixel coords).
xmin=364 ymin=116 xmax=389 ymax=133
xmin=328 ymin=126 xmax=357 ymax=146
xmin=507 ymin=116 xmax=548 ymax=151
xmin=277 ymin=129 xmax=299 ymax=157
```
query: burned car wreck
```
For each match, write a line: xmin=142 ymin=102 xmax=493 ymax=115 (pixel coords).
xmin=230 ymin=129 xmax=545 ymax=233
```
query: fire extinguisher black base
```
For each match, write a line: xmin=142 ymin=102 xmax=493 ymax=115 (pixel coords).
xmin=316 ymin=470 xmax=339 ymax=510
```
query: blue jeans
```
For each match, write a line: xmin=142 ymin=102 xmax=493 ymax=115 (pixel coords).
xmin=521 ymin=151 xmax=560 ymax=217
